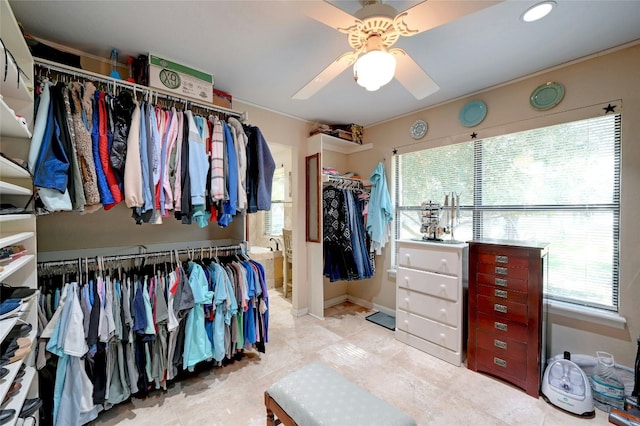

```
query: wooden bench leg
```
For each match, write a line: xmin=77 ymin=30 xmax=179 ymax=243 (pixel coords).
xmin=266 ymin=405 xmax=276 ymax=426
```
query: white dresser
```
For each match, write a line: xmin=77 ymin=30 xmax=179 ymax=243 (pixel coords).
xmin=395 ymin=240 xmax=468 ymax=366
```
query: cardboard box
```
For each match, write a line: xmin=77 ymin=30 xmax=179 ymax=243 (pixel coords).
xmin=148 ymin=54 xmax=213 ymax=103
xmin=212 ymin=89 xmax=232 ymax=109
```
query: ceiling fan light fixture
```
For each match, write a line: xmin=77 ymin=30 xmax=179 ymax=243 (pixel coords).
xmin=353 ymin=49 xmax=396 ymax=91
xmin=521 ymin=1 xmax=555 ymax=22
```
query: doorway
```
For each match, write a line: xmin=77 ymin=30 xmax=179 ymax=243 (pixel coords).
xmin=246 ymin=143 xmax=293 ymax=302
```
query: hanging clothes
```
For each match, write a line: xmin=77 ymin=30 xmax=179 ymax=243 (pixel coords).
xmin=323 ymin=185 xmax=374 ymax=282
xmin=38 ymin=250 xmax=269 ymax=423
xmin=366 ymin=161 xmax=393 ymax=254
xmin=244 ymin=124 xmax=275 ymax=213
xmin=30 ymin=71 xmax=275 ymax=227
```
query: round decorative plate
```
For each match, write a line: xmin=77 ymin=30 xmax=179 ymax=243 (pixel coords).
xmin=459 ymin=100 xmax=487 ymax=127
xmin=530 ymin=82 xmax=565 ymax=110
xmin=410 ymin=119 xmax=428 ymax=139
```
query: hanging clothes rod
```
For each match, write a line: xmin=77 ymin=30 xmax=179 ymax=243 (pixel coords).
xmin=36 ymin=243 xmax=247 ymax=269
xmin=34 ymin=57 xmax=246 ymax=121
xmin=323 ymin=174 xmax=370 ymax=189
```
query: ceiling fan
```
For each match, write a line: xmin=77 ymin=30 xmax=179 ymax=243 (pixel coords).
xmin=292 ymin=0 xmax=501 ymax=100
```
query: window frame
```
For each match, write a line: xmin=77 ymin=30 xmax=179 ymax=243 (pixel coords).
xmin=392 ymin=108 xmax=621 ymax=313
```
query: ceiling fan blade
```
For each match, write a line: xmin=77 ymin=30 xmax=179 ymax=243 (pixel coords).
xmin=293 ymin=1 xmax=360 ymax=32
xmin=292 ymin=52 xmax=357 ymax=100
xmin=391 ymin=49 xmax=439 ymax=100
xmin=395 ymin=1 xmax=503 ymax=36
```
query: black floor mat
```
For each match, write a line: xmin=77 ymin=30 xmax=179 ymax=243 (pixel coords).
xmin=365 ymin=311 xmax=396 ymax=331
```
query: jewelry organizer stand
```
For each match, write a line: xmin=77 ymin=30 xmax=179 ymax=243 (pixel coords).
xmin=420 ymin=201 xmax=443 ymax=241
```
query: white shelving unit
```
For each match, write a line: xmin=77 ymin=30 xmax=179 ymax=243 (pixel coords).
xmin=308 ymin=133 xmax=372 ymax=154
xmin=0 ymin=0 xmax=38 ymax=423
xmin=306 ymin=132 xmax=373 ymax=319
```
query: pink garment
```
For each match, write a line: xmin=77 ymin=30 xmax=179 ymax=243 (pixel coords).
xmin=173 ymin=112 xmax=184 ymax=212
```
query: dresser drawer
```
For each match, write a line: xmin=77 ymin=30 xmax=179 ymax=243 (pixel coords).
xmin=477 ymin=347 xmax=527 ymax=382
xmin=398 ymin=246 xmax=461 ymax=275
xmin=477 ymin=283 xmax=528 ymax=305
xmin=396 ymin=310 xmax=459 ymax=352
xmin=476 ymin=272 xmax=528 ymax=293
xmin=477 ymin=295 xmax=528 ymax=324
xmin=476 ymin=312 xmax=529 ymax=343
xmin=477 ymin=252 xmax=529 ymax=269
xmin=397 ymin=287 xmax=460 ymax=327
xmin=476 ymin=328 xmax=527 ymax=360
xmin=397 ymin=267 xmax=459 ymax=302
xmin=476 ymin=262 xmax=529 ymax=281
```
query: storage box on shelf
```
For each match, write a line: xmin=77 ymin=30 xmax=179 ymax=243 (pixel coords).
xmin=0 ymin=0 xmax=39 ymax=422
xmin=395 ymin=240 xmax=469 ymax=366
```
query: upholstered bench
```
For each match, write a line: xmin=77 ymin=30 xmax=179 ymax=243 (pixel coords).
xmin=264 ymin=362 xmax=417 ymax=426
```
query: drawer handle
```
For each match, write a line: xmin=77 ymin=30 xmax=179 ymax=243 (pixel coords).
xmin=439 ymin=333 xmax=445 ymax=339
xmin=494 ymin=339 xmax=508 ymax=350
xmin=440 ymin=284 xmax=446 ymax=290
xmin=494 ymin=357 xmax=507 ymax=368
xmin=441 ymin=258 xmax=447 ymax=264
xmin=495 ymin=278 xmax=508 ymax=287
xmin=494 ymin=289 xmax=508 ymax=299
xmin=495 ymin=255 xmax=508 ymax=264
xmin=494 ymin=321 xmax=508 ymax=331
xmin=494 ymin=303 xmax=508 ymax=314
xmin=404 ymin=320 xmax=409 ymax=324
xmin=404 ymin=276 xmax=409 ymax=284
xmin=404 ymin=297 xmax=409 ymax=303
xmin=495 ymin=266 xmax=508 ymax=275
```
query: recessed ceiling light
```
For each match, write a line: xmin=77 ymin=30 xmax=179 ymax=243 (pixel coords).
xmin=521 ymin=1 xmax=556 ymax=22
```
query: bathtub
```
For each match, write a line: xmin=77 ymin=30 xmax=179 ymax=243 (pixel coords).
xmin=249 ymin=246 xmax=283 ymax=289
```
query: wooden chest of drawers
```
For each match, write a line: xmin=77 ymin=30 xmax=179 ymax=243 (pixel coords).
xmin=396 ymin=240 xmax=468 ymax=366
xmin=467 ymin=239 xmax=548 ymax=398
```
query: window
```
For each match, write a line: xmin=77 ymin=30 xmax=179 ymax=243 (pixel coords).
xmin=394 ymin=114 xmax=621 ymax=311
xmin=265 ymin=167 xmax=285 ymax=236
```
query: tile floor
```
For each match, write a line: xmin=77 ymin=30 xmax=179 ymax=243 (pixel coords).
xmin=93 ymin=291 xmax=611 ymax=426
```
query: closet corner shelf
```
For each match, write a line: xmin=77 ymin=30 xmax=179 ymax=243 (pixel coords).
xmin=310 ymin=133 xmax=372 ymax=154
xmin=0 ymin=0 xmax=33 ymax=73
xmin=0 ymin=215 xmax=33 ymax=223
xmin=0 ymin=317 xmax=18 ymax=343
xmin=0 ymin=155 xmax=30 ymax=179
xmin=0 ymin=366 xmax=36 ymax=426
xmin=0 ymin=46 xmax=34 ymax=104
xmin=0 ymin=99 xmax=32 ymax=139
xmin=0 ymin=181 xmax=32 ymax=196
xmin=0 ymin=254 xmax=35 ymax=282
xmin=0 ymin=231 xmax=35 ymax=248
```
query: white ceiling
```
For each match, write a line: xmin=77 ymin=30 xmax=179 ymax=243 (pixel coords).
xmin=10 ymin=0 xmax=640 ymax=127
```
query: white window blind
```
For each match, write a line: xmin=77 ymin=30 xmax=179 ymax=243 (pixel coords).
xmin=265 ymin=167 xmax=285 ymax=236
xmin=394 ymin=113 xmax=621 ymax=311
